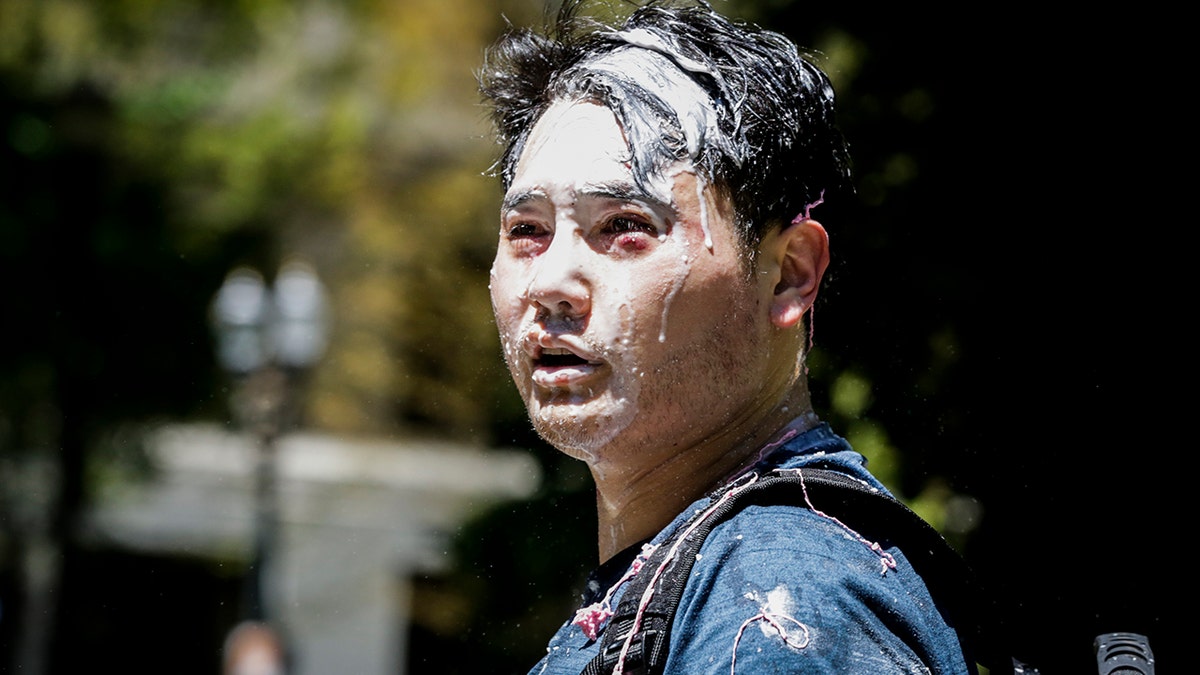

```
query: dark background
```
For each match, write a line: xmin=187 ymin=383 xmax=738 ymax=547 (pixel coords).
xmin=758 ymin=5 xmax=1177 ymax=672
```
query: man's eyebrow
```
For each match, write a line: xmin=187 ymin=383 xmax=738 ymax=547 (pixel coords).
xmin=579 ymin=181 xmax=672 ymax=212
xmin=501 ymin=189 xmax=547 ymax=212
xmin=502 ymin=183 xmax=673 ymax=214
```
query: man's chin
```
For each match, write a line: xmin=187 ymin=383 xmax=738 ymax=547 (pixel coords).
xmin=528 ymin=398 xmax=634 ymax=460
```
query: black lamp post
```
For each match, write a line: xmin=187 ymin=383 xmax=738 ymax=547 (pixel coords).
xmin=210 ymin=258 xmax=331 ymax=624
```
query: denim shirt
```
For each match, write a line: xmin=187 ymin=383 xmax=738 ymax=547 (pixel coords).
xmin=527 ymin=421 xmax=975 ymax=674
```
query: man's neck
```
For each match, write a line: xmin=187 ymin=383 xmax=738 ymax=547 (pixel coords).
xmin=589 ymin=400 xmax=818 ymax=562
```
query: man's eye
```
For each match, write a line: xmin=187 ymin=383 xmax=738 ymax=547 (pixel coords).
xmin=603 ymin=216 xmax=658 ymax=252
xmin=503 ymin=221 xmax=550 ymax=255
xmin=607 ymin=217 xmax=655 ymax=234
xmin=507 ymin=222 xmax=544 ymax=238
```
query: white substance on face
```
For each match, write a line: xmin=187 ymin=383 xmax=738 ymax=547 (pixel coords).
xmin=549 ymin=44 xmax=723 ymax=351
xmin=658 ymin=249 xmax=691 ymax=343
xmin=538 ymin=254 xmax=644 ymax=464
xmin=654 ymin=163 xmax=703 ymax=343
xmin=496 ymin=99 xmax=751 ymax=471
xmin=510 ymin=109 xmax=649 ymax=460
xmin=522 ymin=319 xmax=639 ymax=464
xmin=694 ymin=173 xmax=713 ymax=251
xmin=559 ymin=259 xmax=642 ymax=458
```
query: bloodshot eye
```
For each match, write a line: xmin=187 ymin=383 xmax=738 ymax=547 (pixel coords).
xmin=508 ymin=221 xmax=543 ymax=238
xmin=505 ymin=220 xmax=551 ymax=255
xmin=606 ymin=216 xmax=657 ymax=252
xmin=609 ymin=217 xmax=655 ymax=234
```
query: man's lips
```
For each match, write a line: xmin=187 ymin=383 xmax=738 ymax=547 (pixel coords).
xmin=528 ymin=344 xmax=604 ymax=388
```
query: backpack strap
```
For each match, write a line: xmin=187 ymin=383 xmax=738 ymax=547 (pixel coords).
xmin=581 ymin=467 xmax=1012 ymax=675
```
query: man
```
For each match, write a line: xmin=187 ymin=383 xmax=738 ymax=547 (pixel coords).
xmin=479 ymin=1 xmax=975 ymax=672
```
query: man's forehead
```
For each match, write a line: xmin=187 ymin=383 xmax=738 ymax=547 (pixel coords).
xmin=513 ymin=101 xmax=628 ymax=175
xmin=507 ymin=100 xmax=678 ymax=207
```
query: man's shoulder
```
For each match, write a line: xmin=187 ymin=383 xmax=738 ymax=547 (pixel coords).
xmin=658 ymin=476 xmax=974 ymax=674
xmin=687 ymin=499 xmax=912 ymax=600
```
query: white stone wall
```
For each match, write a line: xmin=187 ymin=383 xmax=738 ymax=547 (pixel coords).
xmin=85 ymin=424 xmax=541 ymax=675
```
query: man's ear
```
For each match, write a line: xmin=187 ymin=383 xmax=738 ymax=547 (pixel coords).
xmin=769 ymin=218 xmax=830 ymax=328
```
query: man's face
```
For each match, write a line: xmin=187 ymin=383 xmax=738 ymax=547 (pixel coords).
xmin=490 ymin=100 xmax=790 ymax=467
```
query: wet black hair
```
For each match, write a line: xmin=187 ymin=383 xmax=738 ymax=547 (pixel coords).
xmin=478 ymin=0 xmax=852 ymax=247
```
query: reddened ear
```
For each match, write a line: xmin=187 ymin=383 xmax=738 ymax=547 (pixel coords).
xmin=770 ymin=218 xmax=830 ymax=328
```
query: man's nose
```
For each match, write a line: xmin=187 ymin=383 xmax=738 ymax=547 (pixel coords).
xmin=525 ymin=232 xmax=591 ymax=319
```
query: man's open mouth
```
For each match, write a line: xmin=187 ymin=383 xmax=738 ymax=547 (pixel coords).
xmin=531 ymin=347 xmax=601 ymax=387
xmin=536 ymin=348 xmax=591 ymax=368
